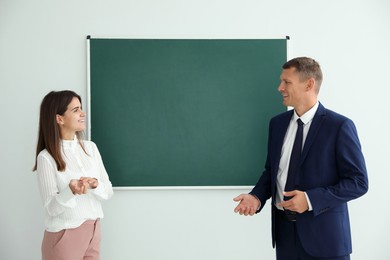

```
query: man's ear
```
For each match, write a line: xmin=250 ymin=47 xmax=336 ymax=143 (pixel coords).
xmin=306 ymin=78 xmax=315 ymax=92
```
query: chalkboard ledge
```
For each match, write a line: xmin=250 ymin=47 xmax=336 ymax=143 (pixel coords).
xmin=113 ymin=186 xmax=254 ymax=191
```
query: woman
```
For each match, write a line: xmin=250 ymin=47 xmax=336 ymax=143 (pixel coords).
xmin=33 ymin=90 xmax=113 ymax=260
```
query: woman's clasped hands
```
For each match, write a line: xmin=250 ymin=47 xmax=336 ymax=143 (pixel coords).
xmin=69 ymin=177 xmax=98 ymax=195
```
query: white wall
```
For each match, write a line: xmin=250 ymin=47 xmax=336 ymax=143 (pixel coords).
xmin=1 ymin=0 xmax=389 ymax=259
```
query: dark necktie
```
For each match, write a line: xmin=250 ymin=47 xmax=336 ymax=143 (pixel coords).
xmin=284 ymin=118 xmax=304 ymax=200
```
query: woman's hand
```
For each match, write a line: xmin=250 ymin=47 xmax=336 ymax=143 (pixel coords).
xmin=80 ymin=177 xmax=98 ymax=189
xmin=69 ymin=179 xmax=87 ymax=195
xmin=69 ymin=178 xmax=98 ymax=195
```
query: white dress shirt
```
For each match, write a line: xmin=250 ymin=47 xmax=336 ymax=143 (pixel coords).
xmin=36 ymin=137 xmax=113 ymax=232
xmin=275 ymin=102 xmax=319 ymax=210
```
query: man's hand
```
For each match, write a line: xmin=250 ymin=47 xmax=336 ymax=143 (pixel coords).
xmin=233 ymin=194 xmax=261 ymax=216
xmin=277 ymin=190 xmax=308 ymax=213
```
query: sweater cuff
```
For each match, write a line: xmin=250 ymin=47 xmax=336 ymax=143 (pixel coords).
xmin=92 ymin=178 xmax=105 ymax=195
xmin=56 ymin=186 xmax=76 ymax=208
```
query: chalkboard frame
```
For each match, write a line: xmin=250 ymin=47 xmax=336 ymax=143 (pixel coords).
xmin=87 ymin=37 xmax=288 ymax=189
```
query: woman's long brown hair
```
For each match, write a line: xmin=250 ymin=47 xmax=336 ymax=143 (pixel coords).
xmin=33 ymin=90 xmax=86 ymax=172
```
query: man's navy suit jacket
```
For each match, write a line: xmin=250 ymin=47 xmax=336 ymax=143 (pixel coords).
xmin=250 ymin=103 xmax=368 ymax=258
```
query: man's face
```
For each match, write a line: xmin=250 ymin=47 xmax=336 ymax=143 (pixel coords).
xmin=277 ymin=67 xmax=309 ymax=108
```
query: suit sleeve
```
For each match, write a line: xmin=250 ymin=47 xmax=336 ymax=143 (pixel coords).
xmin=249 ymin=120 xmax=274 ymax=212
xmin=306 ymin=119 xmax=368 ymax=216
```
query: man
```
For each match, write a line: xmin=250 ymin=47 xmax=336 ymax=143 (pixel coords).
xmin=233 ymin=57 xmax=368 ymax=260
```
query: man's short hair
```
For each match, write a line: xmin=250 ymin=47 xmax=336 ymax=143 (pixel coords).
xmin=283 ymin=57 xmax=323 ymax=92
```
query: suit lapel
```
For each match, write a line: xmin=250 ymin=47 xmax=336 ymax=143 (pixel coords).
xmin=300 ymin=103 xmax=327 ymax=164
xmin=272 ymin=111 xmax=293 ymax=173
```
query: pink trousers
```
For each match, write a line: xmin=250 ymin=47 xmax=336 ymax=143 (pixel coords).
xmin=41 ymin=219 xmax=101 ymax=260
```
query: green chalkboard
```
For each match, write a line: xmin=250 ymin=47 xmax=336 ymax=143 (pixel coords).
xmin=89 ymin=38 xmax=287 ymax=187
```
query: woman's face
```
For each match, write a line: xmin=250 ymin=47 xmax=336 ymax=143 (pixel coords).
xmin=56 ymin=97 xmax=86 ymax=140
